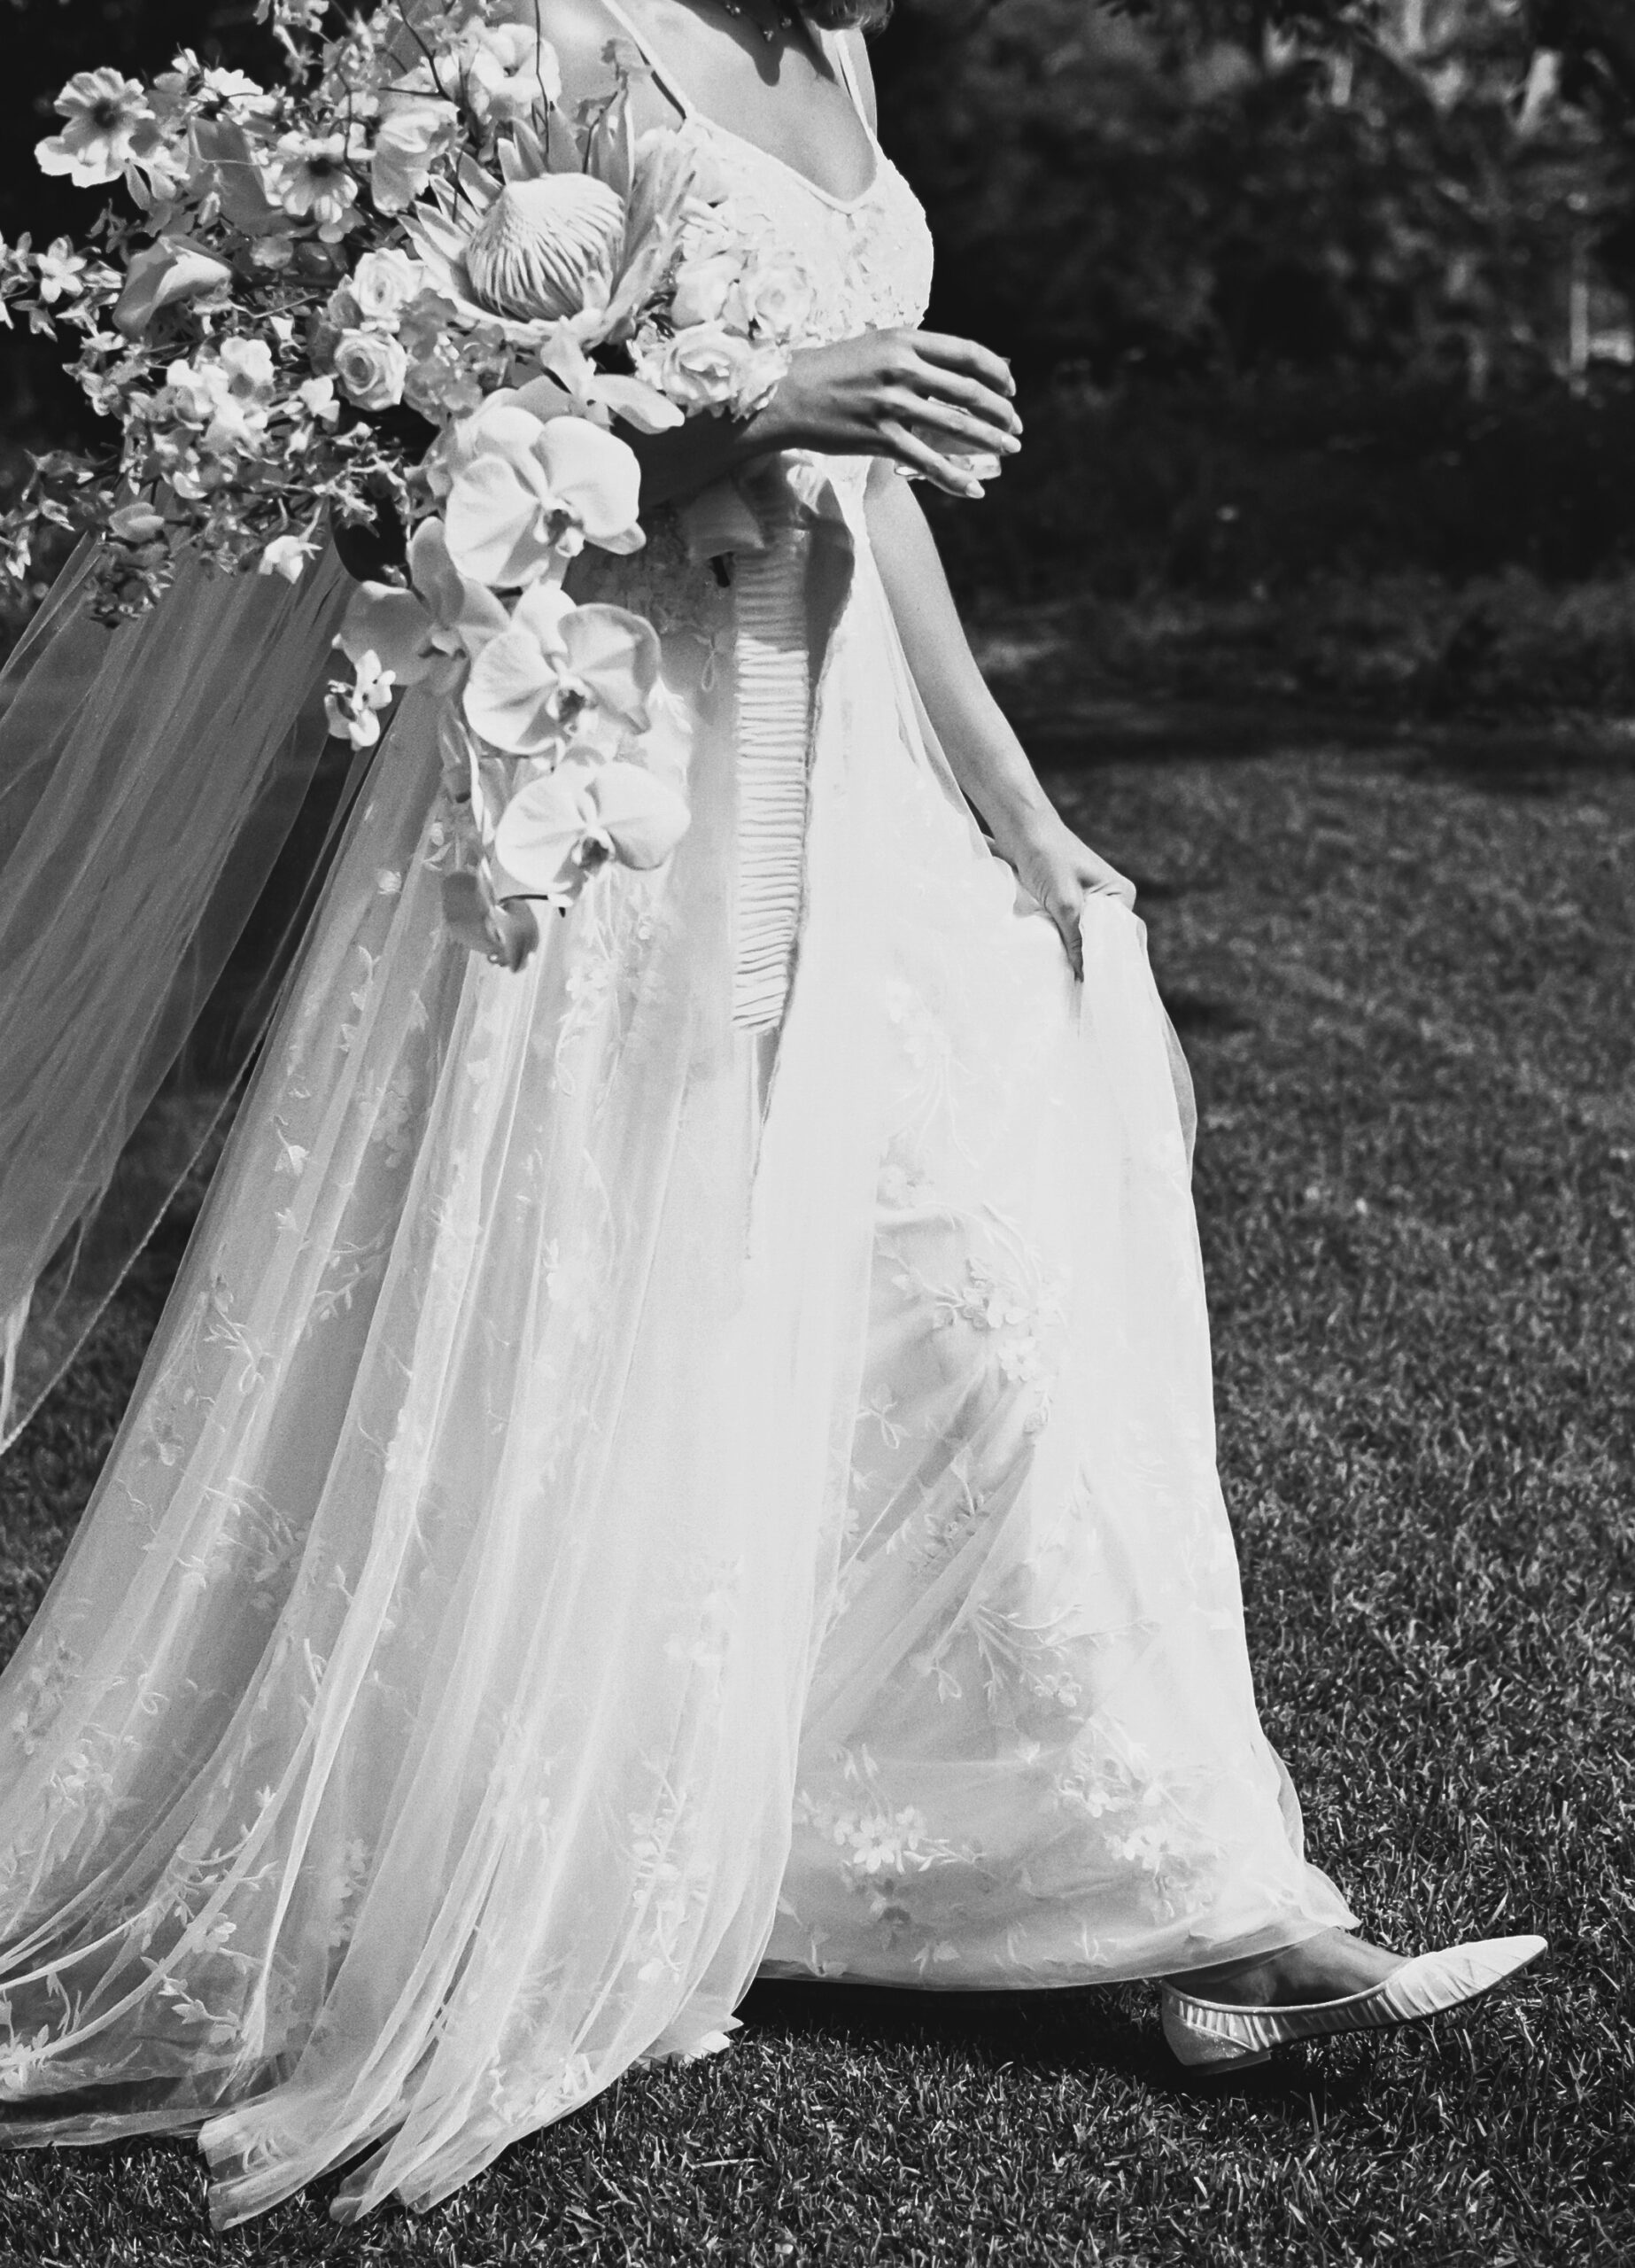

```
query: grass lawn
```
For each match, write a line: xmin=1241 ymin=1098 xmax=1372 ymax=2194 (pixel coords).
xmin=1 ymin=702 xmax=1631 ymax=2264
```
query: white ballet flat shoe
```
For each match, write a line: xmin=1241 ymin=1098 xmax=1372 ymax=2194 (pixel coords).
xmin=1160 ymin=1933 xmax=1548 ymax=2070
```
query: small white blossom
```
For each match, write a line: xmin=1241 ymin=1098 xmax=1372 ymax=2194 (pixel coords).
xmin=325 ymin=650 xmax=398 ymax=748
xmin=33 ymin=238 xmax=88 ymax=306
xmin=259 ymin=531 xmax=320 ymax=581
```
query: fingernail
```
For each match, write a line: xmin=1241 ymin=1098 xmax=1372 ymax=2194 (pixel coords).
xmin=1000 ymin=436 xmax=1021 ymax=454
xmin=964 ymin=480 xmax=984 ymax=499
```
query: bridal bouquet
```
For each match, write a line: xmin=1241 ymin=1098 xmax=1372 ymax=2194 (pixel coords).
xmin=2 ymin=0 xmax=812 ymax=964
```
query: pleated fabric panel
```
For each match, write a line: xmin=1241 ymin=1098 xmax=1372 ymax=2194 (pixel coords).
xmin=731 ymin=517 xmax=812 ymax=1031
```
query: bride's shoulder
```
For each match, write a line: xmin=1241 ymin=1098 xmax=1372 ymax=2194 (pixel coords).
xmin=532 ymin=0 xmax=677 ymax=129
xmin=532 ymin=0 xmax=624 ymax=80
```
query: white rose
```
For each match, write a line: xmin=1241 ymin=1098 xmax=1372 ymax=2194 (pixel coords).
xmin=670 ymin=251 xmax=744 ymax=330
xmin=334 ymin=327 xmax=409 ymax=411
xmin=640 ymin=322 xmax=755 ymax=415
xmin=740 ymin=254 xmax=815 ymax=345
xmin=349 ymin=247 xmax=423 ymax=327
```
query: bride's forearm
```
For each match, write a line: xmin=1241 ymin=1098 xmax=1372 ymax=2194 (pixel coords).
xmin=862 ymin=463 xmax=1056 ymax=843
xmin=624 ymin=405 xmax=777 ymax=509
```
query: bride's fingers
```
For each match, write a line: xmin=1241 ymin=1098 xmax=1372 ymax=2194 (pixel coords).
xmin=911 ymin=330 xmax=1016 ymax=401
xmin=878 ymin=417 xmax=987 ymax=497
xmin=907 ymin=360 xmax=1022 ymax=438
xmin=896 ymin=391 xmax=1019 ymax=454
xmin=1049 ymin=896 xmax=1085 ymax=980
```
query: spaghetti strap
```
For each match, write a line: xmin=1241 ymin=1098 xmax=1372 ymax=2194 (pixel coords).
xmin=824 ymin=27 xmax=870 ymax=128
xmin=595 ymin=0 xmax=695 ymax=118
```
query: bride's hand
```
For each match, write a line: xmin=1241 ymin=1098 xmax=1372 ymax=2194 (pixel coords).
xmin=754 ymin=329 xmax=1023 ymax=498
xmin=998 ymin=809 xmax=1136 ymax=980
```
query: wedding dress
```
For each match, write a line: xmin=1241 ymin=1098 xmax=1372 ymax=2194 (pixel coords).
xmin=0 ymin=23 xmax=1353 ymax=2226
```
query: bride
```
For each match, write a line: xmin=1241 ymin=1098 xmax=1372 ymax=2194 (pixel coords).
xmin=0 ymin=0 xmax=1542 ymax=2227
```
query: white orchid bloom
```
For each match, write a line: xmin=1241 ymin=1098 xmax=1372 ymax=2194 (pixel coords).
xmin=443 ymin=406 xmax=644 ymax=588
xmin=338 ymin=519 xmax=509 ymax=697
xmin=492 ymin=756 xmax=690 ymax=905
xmin=462 ymin=581 xmax=659 ymax=758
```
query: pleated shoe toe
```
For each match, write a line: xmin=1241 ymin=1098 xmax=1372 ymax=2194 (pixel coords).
xmin=1160 ymin=1933 xmax=1546 ymax=2069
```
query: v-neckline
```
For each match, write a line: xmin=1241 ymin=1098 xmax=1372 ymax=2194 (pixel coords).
xmin=692 ymin=110 xmax=881 ymax=214
xmin=598 ymin=0 xmax=881 ymax=211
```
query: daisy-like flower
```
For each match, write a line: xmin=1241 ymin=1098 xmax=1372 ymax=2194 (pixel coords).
xmin=153 ymin=53 xmax=270 ymax=114
xmin=267 ymin=132 xmax=360 ymax=235
xmin=35 ymin=70 xmax=153 ymax=190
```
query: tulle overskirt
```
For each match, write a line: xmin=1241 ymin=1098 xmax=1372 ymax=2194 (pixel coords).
xmin=0 ymin=480 xmax=1351 ymax=2223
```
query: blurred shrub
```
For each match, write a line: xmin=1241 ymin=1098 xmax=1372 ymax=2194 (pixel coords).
xmin=927 ymin=364 xmax=1635 ymax=715
xmin=877 ymin=0 xmax=1631 ymax=388
xmin=926 ymin=366 xmax=1635 ymax=602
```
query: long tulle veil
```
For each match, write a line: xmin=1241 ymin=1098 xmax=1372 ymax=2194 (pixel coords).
xmin=0 ymin=544 xmax=356 ymax=1444
xmin=0 ymin=474 xmax=1267 ymax=2236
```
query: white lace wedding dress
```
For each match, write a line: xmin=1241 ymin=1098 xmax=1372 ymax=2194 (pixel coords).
xmin=0 ymin=28 xmax=1353 ymax=2226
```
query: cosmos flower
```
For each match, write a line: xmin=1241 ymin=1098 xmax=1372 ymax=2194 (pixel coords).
xmin=35 ymin=70 xmax=154 ymax=189
xmin=267 ymin=132 xmax=360 ymax=234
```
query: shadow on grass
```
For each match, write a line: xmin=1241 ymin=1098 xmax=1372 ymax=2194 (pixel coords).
xmin=738 ymin=1976 xmax=1380 ymax=2123
xmin=1010 ymin=692 xmax=1635 ymax=799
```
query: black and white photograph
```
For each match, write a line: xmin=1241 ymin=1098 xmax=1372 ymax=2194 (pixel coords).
xmin=0 ymin=2 xmax=1626 ymax=2260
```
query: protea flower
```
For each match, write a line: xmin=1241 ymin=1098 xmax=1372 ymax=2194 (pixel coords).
xmin=402 ymin=71 xmax=702 ymax=358
xmin=463 ymin=173 xmax=628 ymax=325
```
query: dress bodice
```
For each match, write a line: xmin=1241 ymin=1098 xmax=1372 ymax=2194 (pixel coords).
xmin=571 ymin=72 xmax=935 ymax=631
xmin=593 ymin=0 xmax=934 ymax=346
xmin=681 ymin=112 xmax=934 ymax=347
